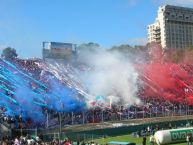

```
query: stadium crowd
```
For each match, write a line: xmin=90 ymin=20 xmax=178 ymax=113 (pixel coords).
xmin=1 ymin=100 xmax=192 ymax=130
xmin=0 ymin=135 xmax=73 ymax=145
xmin=0 ymin=58 xmax=193 ymax=129
xmin=1 ymin=121 xmax=193 ymax=145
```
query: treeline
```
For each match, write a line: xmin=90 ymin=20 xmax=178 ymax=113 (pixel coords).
xmin=2 ymin=42 xmax=193 ymax=63
xmin=148 ymin=43 xmax=193 ymax=63
xmin=77 ymin=42 xmax=193 ymax=63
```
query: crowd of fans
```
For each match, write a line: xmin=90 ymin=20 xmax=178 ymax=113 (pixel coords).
xmin=0 ymin=58 xmax=193 ymax=130
xmin=0 ymin=135 xmax=103 ymax=145
xmin=0 ymin=135 xmax=74 ymax=145
xmin=1 ymin=121 xmax=193 ymax=145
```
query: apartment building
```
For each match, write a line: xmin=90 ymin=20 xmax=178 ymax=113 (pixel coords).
xmin=148 ymin=5 xmax=193 ymax=49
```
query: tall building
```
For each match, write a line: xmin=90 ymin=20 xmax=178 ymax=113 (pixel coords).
xmin=148 ymin=5 xmax=193 ymax=49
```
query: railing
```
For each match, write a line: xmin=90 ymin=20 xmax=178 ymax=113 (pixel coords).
xmin=46 ymin=107 xmax=193 ymax=128
xmin=9 ymin=107 xmax=193 ymax=142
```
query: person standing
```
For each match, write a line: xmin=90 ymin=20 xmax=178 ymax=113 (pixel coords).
xmin=190 ymin=134 xmax=193 ymax=145
xmin=186 ymin=133 xmax=192 ymax=145
xmin=142 ymin=136 xmax=147 ymax=145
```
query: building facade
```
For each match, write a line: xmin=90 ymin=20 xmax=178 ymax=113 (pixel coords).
xmin=148 ymin=5 xmax=193 ymax=49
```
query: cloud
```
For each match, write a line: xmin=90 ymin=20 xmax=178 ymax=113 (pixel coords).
xmin=128 ymin=38 xmax=147 ymax=46
xmin=155 ymin=0 xmax=193 ymax=6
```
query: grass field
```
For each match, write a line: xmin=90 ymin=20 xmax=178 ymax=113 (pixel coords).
xmin=92 ymin=134 xmax=188 ymax=145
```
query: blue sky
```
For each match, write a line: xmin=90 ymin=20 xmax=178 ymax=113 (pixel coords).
xmin=1 ymin=0 xmax=193 ymax=58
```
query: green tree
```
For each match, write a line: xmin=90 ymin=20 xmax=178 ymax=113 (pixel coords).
xmin=76 ymin=42 xmax=100 ymax=64
xmin=109 ymin=44 xmax=148 ymax=63
xmin=109 ymin=44 xmax=134 ymax=53
xmin=77 ymin=42 xmax=100 ymax=53
xmin=1 ymin=47 xmax=18 ymax=61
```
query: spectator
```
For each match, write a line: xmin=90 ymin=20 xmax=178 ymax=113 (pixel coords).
xmin=187 ymin=133 xmax=193 ymax=145
xmin=142 ymin=135 xmax=147 ymax=145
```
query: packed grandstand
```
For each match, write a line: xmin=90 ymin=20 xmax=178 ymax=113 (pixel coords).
xmin=0 ymin=44 xmax=193 ymax=145
xmin=0 ymin=53 xmax=193 ymax=130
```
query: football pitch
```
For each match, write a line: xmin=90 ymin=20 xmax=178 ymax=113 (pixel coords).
xmin=92 ymin=134 xmax=188 ymax=145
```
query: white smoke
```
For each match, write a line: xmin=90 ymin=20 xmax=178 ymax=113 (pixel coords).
xmin=38 ymin=48 xmax=141 ymax=108
xmin=78 ymin=49 xmax=140 ymax=107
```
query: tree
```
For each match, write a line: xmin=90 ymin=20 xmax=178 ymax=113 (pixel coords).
xmin=77 ymin=42 xmax=100 ymax=53
xmin=109 ymin=44 xmax=134 ymax=54
xmin=76 ymin=42 xmax=100 ymax=64
xmin=1 ymin=47 xmax=18 ymax=61
xmin=108 ymin=44 xmax=148 ymax=63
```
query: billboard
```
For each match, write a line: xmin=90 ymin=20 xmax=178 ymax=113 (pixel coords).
xmin=154 ymin=127 xmax=193 ymax=144
xmin=50 ymin=42 xmax=73 ymax=57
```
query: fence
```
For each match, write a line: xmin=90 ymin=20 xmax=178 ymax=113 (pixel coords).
xmin=11 ymin=117 xmax=193 ymax=142
xmin=45 ymin=107 xmax=193 ymax=128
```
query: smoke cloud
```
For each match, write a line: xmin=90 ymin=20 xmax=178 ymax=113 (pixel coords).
xmin=77 ymin=48 xmax=141 ymax=107
xmin=0 ymin=59 xmax=85 ymax=122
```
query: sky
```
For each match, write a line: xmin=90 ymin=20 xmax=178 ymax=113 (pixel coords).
xmin=1 ymin=0 xmax=193 ymax=58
